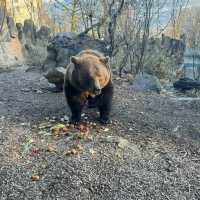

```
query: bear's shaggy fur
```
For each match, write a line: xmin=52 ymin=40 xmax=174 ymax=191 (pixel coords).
xmin=64 ymin=49 xmax=113 ymax=124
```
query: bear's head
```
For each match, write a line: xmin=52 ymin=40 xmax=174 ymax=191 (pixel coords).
xmin=71 ymin=53 xmax=111 ymax=95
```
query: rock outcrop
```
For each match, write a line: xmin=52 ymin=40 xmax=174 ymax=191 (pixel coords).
xmin=16 ymin=19 xmax=51 ymax=66
xmin=129 ymin=73 xmax=162 ymax=93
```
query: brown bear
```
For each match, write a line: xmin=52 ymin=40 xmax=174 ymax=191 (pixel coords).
xmin=64 ymin=49 xmax=113 ymax=124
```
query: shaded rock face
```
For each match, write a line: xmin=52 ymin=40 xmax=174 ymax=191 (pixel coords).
xmin=16 ymin=23 xmax=23 ymax=41
xmin=23 ymin=19 xmax=37 ymax=44
xmin=6 ymin=16 xmax=17 ymax=38
xmin=43 ymin=33 xmax=108 ymax=89
xmin=36 ymin=25 xmax=51 ymax=41
xmin=18 ymin=20 xmax=51 ymax=45
xmin=16 ymin=19 xmax=51 ymax=66
xmin=129 ymin=73 xmax=162 ymax=93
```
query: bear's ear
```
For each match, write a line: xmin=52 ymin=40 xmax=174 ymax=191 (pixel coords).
xmin=71 ymin=56 xmax=80 ymax=65
xmin=99 ymin=56 xmax=110 ymax=64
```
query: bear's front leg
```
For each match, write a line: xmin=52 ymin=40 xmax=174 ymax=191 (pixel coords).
xmin=98 ymin=81 xmax=114 ymax=125
xmin=67 ymin=96 xmax=84 ymax=124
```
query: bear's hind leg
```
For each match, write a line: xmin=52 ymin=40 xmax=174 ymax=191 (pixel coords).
xmin=98 ymin=82 xmax=113 ymax=125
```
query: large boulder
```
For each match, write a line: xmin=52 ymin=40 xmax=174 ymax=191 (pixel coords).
xmin=43 ymin=67 xmax=66 ymax=92
xmin=43 ymin=33 xmax=108 ymax=91
xmin=129 ymin=73 xmax=162 ymax=93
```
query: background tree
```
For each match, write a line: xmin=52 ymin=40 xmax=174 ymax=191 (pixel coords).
xmin=0 ymin=0 xmax=6 ymax=34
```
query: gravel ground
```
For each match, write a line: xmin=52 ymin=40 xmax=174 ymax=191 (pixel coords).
xmin=0 ymin=66 xmax=200 ymax=200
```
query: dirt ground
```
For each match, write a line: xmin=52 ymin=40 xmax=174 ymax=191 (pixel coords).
xmin=0 ymin=66 xmax=200 ymax=200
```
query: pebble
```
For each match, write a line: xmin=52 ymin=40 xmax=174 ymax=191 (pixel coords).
xmin=21 ymin=88 xmax=31 ymax=92
xmin=0 ymin=116 xmax=5 ymax=120
xmin=35 ymin=89 xmax=43 ymax=94
xmin=64 ymin=115 xmax=69 ymax=121
xmin=103 ymin=128 xmax=109 ymax=132
xmin=61 ymin=115 xmax=69 ymax=122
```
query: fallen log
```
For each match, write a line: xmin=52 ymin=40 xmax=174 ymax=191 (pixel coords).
xmin=173 ymin=78 xmax=200 ymax=91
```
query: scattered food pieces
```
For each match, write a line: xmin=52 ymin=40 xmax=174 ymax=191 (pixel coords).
xmin=31 ymin=175 xmax=40 ymax=181
xmin=64 ymin=145 xmax=84 ymax=156
xmin=62 ymin=127 xmax=69 ymax=133
xmin=31 ymin=148 xmax=41 ymax=156
xmin=89 ymin=148 xmax=96 ymax=156
xmin=77 ymin=123 xmax=90 ymax=133
xmin=47 ymin=146 xmax=56 ymax=153
xmin=21 ymin=137 xmax=34 ymax=156
xmin=117 ymin=138 xmax=129 ymax=149
xmin=89 ymin=149 xmax=97 ymax=158
xmin=50 ymin=123 xmax=65 ymax=132
xmin=73 ymin=131 xmax=93 ymax=141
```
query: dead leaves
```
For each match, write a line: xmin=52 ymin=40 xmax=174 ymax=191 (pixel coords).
xmin=38 ymin=121 xmax=70 ymax=138
xmin=100 ymin=136 xmax=129 ymax=159
xmin=31 ymin=175 xmax=40 ymax=181
xmin=46 ymin=146 xmax=57 ymax=153
xmin=50 ymin=123 xmax=69 ymax=137
xmin=50 ymin=123 xmax=65 ymax=132
xmin=36 ymin=119 xmax=111 ymax=159
xmin=70 ymin=123 xmax=95 ymax=141
xmin=64 ymin=145 xmax=84 ymax=156
xmin=115 ymin=138 xmax=129 ymax=159
xmin=73 ymin=132 xmax=93 ymax=141
xmin=21 ymin=136 xmax=34 ymax=157
xmin=117 ymin=138 xmax=129 ymax=149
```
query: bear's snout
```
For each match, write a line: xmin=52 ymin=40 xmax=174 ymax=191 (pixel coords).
xmin=93 ymin=88 xmax=101 ymax=95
